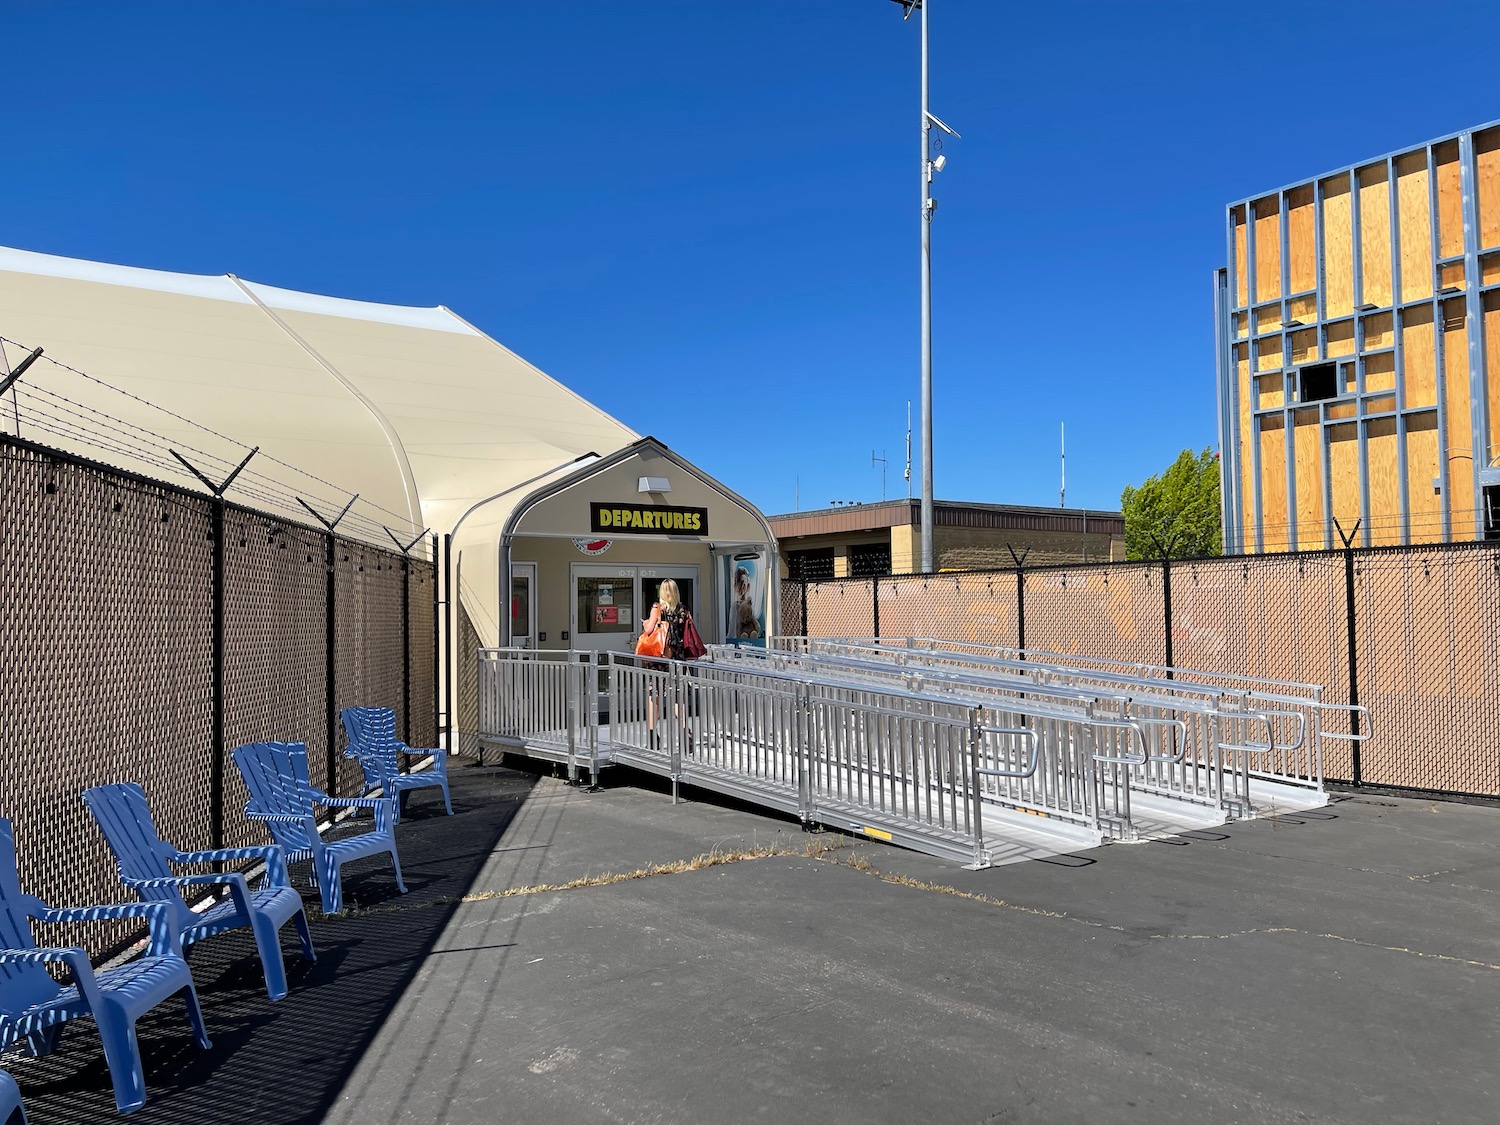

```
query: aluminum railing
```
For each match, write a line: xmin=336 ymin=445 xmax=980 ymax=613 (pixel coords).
xmin=706 ymin=648 xmax=1191 ymax=837
xmin=477 ymin=648 xmax=599 ymax=783
xmin=734 ymin=643 xmax=1278 ymax=819
xmin=776 ymin=636 xmax=1369 ymax=798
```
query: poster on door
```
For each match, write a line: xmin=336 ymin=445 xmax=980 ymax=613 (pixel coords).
xmin=722 ymin=554 xmax=766 ymax=647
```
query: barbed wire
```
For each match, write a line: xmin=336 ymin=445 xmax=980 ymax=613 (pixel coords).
xmin=0 ymin=336 xmax=425 ymax=550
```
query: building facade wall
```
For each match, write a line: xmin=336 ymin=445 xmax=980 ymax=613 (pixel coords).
xmin=775 ymin=502 xmax=1125 ymax=576
xmin=1220 ymin=120 xmax=1500 ymax=553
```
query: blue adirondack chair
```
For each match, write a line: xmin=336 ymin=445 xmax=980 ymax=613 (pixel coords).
xmin=341 ymin=707 xmax=453 ymax=820
xmin=0 ymin=818 xmax=210 ymax=1115
xmin=82 ymin=783 xmax=315 ymax=1002
xmin=0 ymin=1069 xmax=27 ymax=1125
xmin=231 ymin=742 xmax=406 ymax=916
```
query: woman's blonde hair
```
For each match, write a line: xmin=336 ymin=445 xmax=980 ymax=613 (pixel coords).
xmin=657 ymin=579 xmax=681 ymax=612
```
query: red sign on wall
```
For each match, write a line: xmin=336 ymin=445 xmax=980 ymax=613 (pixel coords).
xmin=594 ymin=605 xmax=619 ymax=626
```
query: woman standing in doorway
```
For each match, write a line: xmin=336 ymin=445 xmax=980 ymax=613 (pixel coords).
xmin=642 ymin=579 xmax=699 ymax=751
xmin=642 ymin=579 xmax=694 ymax=664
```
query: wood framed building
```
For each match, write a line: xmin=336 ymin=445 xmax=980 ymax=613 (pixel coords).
xmin=1217 ymin=119 xmax=1500 ymax=552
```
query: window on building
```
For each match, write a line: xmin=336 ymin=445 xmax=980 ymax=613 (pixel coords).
xmin=1299 ymin=362 xmax=1338 ymax=402
xmin=848 ymin=543 xmax=892 ymax=578
xmin=787 ymin=548 xmax=835 ymax=580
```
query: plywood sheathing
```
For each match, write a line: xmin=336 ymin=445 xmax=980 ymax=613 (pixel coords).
xmin=1327 ymin=319 xmax=1356 ymax=358
xmin=1402 ymin=304 xmax=1437 ymax=408
xmin=1287 ymin=185 xmax=1317 ymax=295
xmin=1290 ymin=328 xmax=1317 ymax=364
xmin=1258 ymin=373 xmax=1284 ymax=410
xmin=1476 ymin=128 xmax=1500 ymax=251
xmin=1482 ymin=253 xmax=1500 ymax=286
xmin=1260 ymin=413 xmax=1288 ymax=550
xmin=1256 ymin=336 xmax=1282 ymax=372
xmin=1328 ymin=422 xmax=1361 ymax=540
xmin=1253 ymin=196 xmax=1281 ymax=303
xmin=1232 ymin=206 xmax=1248 ymax=306
xmin=1440 ymin=261 xmax=1466 ymax=292
xmin=1365 ymin=352 xmax=1397 ymax=394
xmin=1289 ymin=294 xmax=1317 ymax=324
xmin=1436 ymin=142 xmax=1464 ymax=260
xmin=1359 ymin=164 xmax=1394 ymax=309
xmin=1293 ymin=409 xmax=1323 ymax=549
xmin=1396 ymin=152 xmax=1434 ymax=304
xmin=1367 ymin=416 xmax=1402 ymax=545
xmin=1327 ymin=401 xmax=1358 ymax=421
xmin=1442 ymin=296 xmax=1472 ymax=530
xmin=1363 ymin=311 xmax=1395 ymax=350
xmin=1254 ymin=305 xmax=1282 ymax=335
xmin=1322 ymin=176 xmax=1355 ymax=317
xmin=1406 ymin=412 xmax=1443 ymax=543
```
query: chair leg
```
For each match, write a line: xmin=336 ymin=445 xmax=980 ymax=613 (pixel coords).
xmin=93 ymin=1002 xmax=148 ymax=1114
xmin=292 ymin=906 xmax=316 ymax=962
xmin=439 ymin=776 xmax=454 ymax=816
xmin=389 ymin=843 xmax=408 ymax=894
xmin=181 ymin=982 xmax=212 ymax=1050
xmin=25 ymin=1024 xmax=61 ymax=1058
xmin=316 ymin=850 xmax=344 ymax=915
xmin=248 ymin=910 xmax=291 ymax=1002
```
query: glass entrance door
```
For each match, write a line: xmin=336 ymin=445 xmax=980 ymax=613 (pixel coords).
xmin=570 ymin=564 xmax=700 ymax=654
xmin=510 ymin=562 xmax=536 ymax=648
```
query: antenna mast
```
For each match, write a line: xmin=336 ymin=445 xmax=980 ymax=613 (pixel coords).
xmin=872 ymin=450 xmax=888 ymax=501
xmin=1060 ymin=422 xmax=1066 ymax=508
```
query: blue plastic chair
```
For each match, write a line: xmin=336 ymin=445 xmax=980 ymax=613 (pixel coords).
xmin=82 ymin=783 xmax=315 ymax=1002
xmin=231 ymin=742 xmax=406 ymax=916
xmin=0 ymin=818 xmax=210 ymax=1115
xmin=341 ymin=707 xmax=453 ymax=820
xmin=0 ymin=1069 xmax=27 ymax=1125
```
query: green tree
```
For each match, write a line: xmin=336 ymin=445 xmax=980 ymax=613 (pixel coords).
xmin=1120 ymin=447 xmax=1222 ymax=559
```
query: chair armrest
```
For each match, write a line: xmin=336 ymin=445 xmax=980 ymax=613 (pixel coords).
xmin=313 ymin=791 xmax=397 ymax=832
xmin=248 ymin=811 xmax=317 ymax=825
xmin=397 ymin=744 xmax=442 ymax=757
xmin=126 ymin=872 xmax=244 ymax=890
xmin=171 ymin=845 xmax=289 ymax=888
xmin=0 ymin=945 xmax=105 ymax=1008
xmin=315 ymin=793 xmax=394 ymax=810
xmin=0 ymin=945 xmax=90 ymax=969
xmin=32 ymin=901 xmax=182 ymax=958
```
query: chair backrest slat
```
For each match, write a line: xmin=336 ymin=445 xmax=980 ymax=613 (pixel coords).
xmin=82 ymin=784 xmax=192 ymax=929
xmin=342 ymin=707 xmax=401 ymax=783
xmin=231 ymin=742 xmax=318 ymax=851
xmin=0 ymin=818 xmax=61 ymax=1019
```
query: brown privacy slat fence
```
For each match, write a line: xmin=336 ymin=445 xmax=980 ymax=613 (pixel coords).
xmin=783 ymin=540 xmax=1500 ymax=800
xmin=0 ymin=433 xmax=436 ymax=960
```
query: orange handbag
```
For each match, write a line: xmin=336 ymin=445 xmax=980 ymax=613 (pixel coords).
xmin=635 ymin=623 xmax=666 ymax=658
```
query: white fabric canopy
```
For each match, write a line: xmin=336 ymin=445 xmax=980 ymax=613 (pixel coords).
xmin=0 ymin=245 xmax=638 ymax=552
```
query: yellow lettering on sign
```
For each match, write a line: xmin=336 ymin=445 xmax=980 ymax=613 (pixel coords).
xmin=599 ymin=509 xmax=613 ymax=527
xmin=690 ymin=512 xmax=701 ymax=531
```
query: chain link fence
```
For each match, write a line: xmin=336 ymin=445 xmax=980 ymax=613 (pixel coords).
xmin=1 ymin=433 xmax=436 ymax=959
xmin=785 ymin=538 xmax=1500 ymax=800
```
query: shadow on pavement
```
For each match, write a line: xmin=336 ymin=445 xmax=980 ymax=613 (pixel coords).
xmin=7 ymin=761 xmax=534 ymax=1125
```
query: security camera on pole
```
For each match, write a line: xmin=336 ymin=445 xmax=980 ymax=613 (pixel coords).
xmin=890 ymin=0 xmax=958 ymax=573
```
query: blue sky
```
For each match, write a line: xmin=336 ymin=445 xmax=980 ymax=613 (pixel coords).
xmin=6 ymin=1 xmax=1500 ymax=516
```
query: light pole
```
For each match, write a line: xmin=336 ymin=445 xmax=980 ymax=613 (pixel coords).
xmin=891 ymin=0 xmax=957 ymax=572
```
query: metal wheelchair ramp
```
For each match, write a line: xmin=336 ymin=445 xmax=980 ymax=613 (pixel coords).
xmin=475 ymin=642 xmax=1367 ymax=868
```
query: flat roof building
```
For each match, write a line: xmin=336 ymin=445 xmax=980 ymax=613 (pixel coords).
xmin=768 ymin=499 xmax=1124 ymax=578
